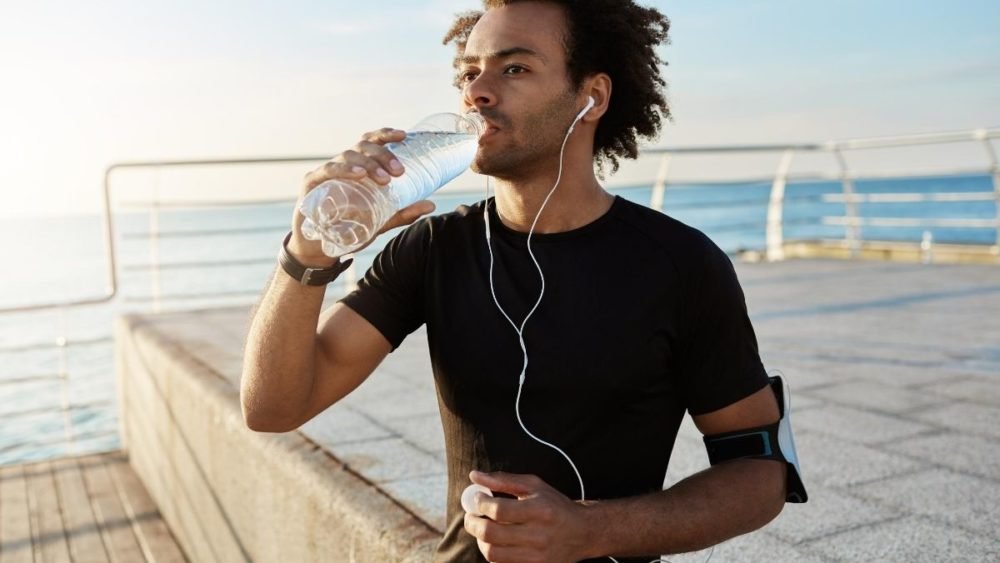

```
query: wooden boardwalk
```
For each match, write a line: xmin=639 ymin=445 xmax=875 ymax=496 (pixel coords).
xmin=0 ymin=450 xmax=186 ymax=563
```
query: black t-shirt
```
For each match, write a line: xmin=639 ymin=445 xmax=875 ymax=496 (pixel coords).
xmin=340 ymin=195 xmax=768 ymax=562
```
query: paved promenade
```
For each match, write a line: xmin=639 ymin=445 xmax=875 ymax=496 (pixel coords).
xmin=298 ymin=259 xmax=1000 ymax=562
xmin=126 ymin=258 xmax=1000 ymax=561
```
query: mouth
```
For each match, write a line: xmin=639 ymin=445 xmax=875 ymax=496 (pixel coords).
xmin=479 ymin=121 xmax=501 ymax=141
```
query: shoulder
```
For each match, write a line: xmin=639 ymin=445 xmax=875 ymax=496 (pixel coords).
xmin=608 ymin=196 xmax=731 ymax=276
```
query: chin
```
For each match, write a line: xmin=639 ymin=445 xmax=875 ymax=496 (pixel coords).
xmin=471 ymin=152 xmax=524 ymax=181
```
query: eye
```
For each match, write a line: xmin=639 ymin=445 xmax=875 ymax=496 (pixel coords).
xmin=503 ymin=64 xmax=527 ymax=75
xmin=459 ymin=69 xmax=479 ymax=83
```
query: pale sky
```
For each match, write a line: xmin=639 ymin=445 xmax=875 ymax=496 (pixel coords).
xmin=1 ymin=0 xmax=998 ymax=218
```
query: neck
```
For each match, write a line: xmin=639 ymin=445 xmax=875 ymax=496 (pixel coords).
xmin=490 ymin=150 xmax=613 ymax=234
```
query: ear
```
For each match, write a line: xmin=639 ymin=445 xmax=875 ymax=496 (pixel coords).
xmin=580 ymin=73 xmax=612 ymax=122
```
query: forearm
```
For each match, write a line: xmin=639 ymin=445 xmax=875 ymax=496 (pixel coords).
xmin=580 ymin=459 xmax=786 ymax=559
xmin=241 ymin=267 xmax=328 ymax=431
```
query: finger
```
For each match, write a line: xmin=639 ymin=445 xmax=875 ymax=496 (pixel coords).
xmin=361 ymin=127 xmax=407 ymax=145
xmin=477 ymin=494 xmax=530 ymax=524
xmin=380 ymin=200 xmax=435 ymax=233
xmin=464 ymin=513 xmax=517 ymax=546
xmin=330 ymin=145 xmax=390 ymax=185
xmin=355 ymin=139 xmax=406 ymax=180
xmin=470 ymin=471 xmax=545 ymax=499
xmin=359 ymin=128 xmax=407 ymax=177
xmin=303 ymin=160 xmax=367 ymax=191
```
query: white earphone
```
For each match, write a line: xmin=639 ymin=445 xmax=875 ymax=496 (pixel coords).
xmin=568 ymin=95 xmax=595 ymax=134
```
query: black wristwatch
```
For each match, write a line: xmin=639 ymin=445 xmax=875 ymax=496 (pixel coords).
xmin=278 ymin=231 xmax=353 ymax=286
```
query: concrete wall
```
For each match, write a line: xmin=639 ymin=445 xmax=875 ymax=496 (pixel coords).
xmin=115 ymin=311 xmax=439 ymax=563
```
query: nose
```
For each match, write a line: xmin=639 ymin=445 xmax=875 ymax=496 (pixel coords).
xmin=462 ymin=73 xmax=497 ymax=112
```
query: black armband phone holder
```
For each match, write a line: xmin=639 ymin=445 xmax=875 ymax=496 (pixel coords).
xmin=703 ymin=375 xmax=808 ymax=503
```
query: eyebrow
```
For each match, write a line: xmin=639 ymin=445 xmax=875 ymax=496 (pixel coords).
xmin=459 ymin=46 xmax=546 ymax=66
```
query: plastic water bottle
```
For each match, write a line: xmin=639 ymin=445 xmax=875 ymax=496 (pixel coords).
xmin=299 ymin=112 xmax=486 ymax=258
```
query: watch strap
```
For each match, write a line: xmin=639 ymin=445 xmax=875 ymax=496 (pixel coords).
xmin=278 ymin=231 xmax=353 ymax=286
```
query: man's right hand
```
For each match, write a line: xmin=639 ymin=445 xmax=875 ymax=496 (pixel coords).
xmin=287 ymin=128 xmax=437 ymax=266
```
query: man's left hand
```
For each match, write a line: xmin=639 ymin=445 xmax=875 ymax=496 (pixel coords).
xmin=463 ymin=470 xmax=592 ymax=563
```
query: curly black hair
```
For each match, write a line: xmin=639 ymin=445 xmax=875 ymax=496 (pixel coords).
xmin=443 ymin=0 xmax=671 ymax=174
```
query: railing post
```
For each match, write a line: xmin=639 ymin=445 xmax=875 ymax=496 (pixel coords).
xmin=766 ymin=150 xmax=795 ymax=261
xmin=649 ymin=153 xmax=672 ymax=212
xmin=150 ymin=169 xmax=162 ymax=313
xmin=976 ymin=129 xmax=1000 ymax=260
xmin=833 ymin=148 xmax=861 ymax=258
xmin=56 ymin=307 xmax=76 ymax=455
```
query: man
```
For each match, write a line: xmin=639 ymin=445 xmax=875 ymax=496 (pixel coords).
xmin=242 ymin=1 xmax=789 ymax=561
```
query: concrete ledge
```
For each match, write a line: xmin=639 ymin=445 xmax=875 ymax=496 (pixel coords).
xmin=115 ymin=310 xmax=439 ymax=563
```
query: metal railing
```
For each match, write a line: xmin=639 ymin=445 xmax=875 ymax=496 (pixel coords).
xmin=3 ymin=126 xmax=996 ymax=316
xmin=640 ymin=127 xmax=1000 ymax=260
xmin=1 ymin=126 xmax=998 ymax=465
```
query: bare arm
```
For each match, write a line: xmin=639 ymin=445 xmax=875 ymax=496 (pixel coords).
xmin=464 ymin=386 xmax=786 ymax=562
xmin=240 ymin=128 xmax=434 ymax=432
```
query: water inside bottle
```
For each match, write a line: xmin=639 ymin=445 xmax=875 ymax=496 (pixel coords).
xmin=386 ymin=130 xmax=479 ymax=207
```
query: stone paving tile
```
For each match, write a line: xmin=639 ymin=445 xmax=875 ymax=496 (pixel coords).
xmin=347 ymin=387 xmax=441 ymax=422
xmin=341 ymin=370 xmax=419 ymax=404
xmin=884 ymin=432 xmax=1000 ymax=481
xmin=333 ymin=437 xmax=445 ymax=484
xmin=379 ymin=329 xmax=434 ymax=383
xmin=663 ymin=434 xmax=709 ymax=488
xmin=818 ymin=361 xmax=963 ymax=388
xmin=684 ymin=531 xmax=828 ymax=563
xmin=920 ymin=376 xmax=1000 ymax=406
xmin=298 ymin=405 xmax=395 ymax=447
xmin=806 ymin=515 xmax=999 ymax=562
xmin=379 ymin=412 xmax=446 ymax=455
xmin=380 ymin=473 xmax=448 ymax=532
xmin=852 ymin=468 xmax=1000 ymax=537
xmin=804 ymin=379 xmax=950 ymax=414
xmin=793 ymin=430 xmax=927 ymax=488
xmin=910 ymin=401 xmax=1000 ymax=440
xmin=753 ymin=357 xmax=842 ymax=390
xmin=791 ymin=404 xmax=933 ymax=445
xmin=786 ymin=392 xmax=825 ymax=412
xmin=762 ymin=484 xmax=899 ymax=544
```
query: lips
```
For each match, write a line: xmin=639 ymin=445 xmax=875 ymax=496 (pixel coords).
xmin=475 ymin=111 xmax=507 ymax=139
xmin=478 ymin=123 xmax=501 ymax=143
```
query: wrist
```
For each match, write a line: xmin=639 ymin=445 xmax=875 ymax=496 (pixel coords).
xmin=278 ymin=231 xmax=352 ymax=286
xmin=574 ymin=500 xmax=610 ymax=560
xmin=286 ymin=233 xmax=339 ymax=269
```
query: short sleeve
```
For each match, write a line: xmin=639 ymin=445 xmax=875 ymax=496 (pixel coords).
xmin=338 ymin=220 xmax=430 ymax=350
xmin=677 ymin=238 xmax=768 ymax=415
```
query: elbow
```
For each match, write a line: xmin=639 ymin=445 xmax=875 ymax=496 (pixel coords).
xmin=242 ymin=408 xmax=299 ymax=433
xmin=240 ymin=387 xmax=301 ymax=433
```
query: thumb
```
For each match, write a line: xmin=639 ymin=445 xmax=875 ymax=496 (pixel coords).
xmin=470 ymin=470 xmax=544 ymax=499
xmin=381 ymin=199 xmax=436 ymax=232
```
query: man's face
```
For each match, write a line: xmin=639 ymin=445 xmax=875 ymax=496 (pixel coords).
xmin=458 ymin=2 xmax=580 ymax=179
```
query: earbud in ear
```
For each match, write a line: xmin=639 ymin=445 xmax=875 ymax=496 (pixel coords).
xmin=573 ymin=96 xmax=596 ymax=124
